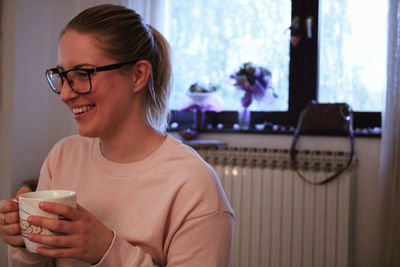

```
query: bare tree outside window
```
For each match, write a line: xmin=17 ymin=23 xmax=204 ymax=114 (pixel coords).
xmin=318 ymin=0 xmax=387 ymax=111
xmin=166 ymin=0 xmax=387 ymax=113
xmin=166 ymin=0 xmax=291 ymax=112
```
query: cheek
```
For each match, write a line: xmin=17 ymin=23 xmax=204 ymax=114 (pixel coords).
xmin=96 ymin=90 xmax=133 ymax=118
xmin=92 ymin=75 xmax=126 ymax=97
xmin=91 ymin=76 xmax=136 ymax=113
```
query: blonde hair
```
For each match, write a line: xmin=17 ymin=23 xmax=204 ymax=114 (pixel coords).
xmin=62 ymin=4 xmax=172 ymax=133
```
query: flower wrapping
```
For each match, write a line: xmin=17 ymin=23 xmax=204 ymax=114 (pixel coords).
xmin=179 ymin=83 xmax=222 ymax=112
xmin=231 ymin=62 xmax=276 ymax=108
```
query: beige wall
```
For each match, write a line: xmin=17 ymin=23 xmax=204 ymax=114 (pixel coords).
xmin=0 ymin=0 xmax=75 ymax=264
xmin=0 ymin=0 xmax=16 ymax=262
xmin=0 ymin=1 xmax=123 ymax=264
xmin=10 ymin=0 xmax=77 ymax=195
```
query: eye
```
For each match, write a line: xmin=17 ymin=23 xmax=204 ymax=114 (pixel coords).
xmin=75 ymin=70 xmax=89 ymax=80
xmin=68 ymin=70 xmax=89 ymax=81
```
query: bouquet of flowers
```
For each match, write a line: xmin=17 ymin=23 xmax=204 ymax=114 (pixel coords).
xmin=188 ymin=82 xmax=219 ymax=93
xmin=230 ymin=62 xmax=276 ymax=108
xmin=180 ymin=82 xmax=222 ymax=112
xmin=179 ymin=82 xmax=222 ymax=131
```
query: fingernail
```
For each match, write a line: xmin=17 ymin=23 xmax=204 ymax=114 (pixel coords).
xmin=27 ymin=216 xmax=34 ymax=223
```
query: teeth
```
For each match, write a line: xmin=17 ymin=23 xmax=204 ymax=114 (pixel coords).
xmin=72 ymin=105 xmax=94 ymax=114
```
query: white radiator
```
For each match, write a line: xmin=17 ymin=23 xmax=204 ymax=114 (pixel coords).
xmin=197 ymin=147 xmax=355 ymax=267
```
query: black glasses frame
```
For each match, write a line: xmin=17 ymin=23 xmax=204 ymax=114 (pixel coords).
xmin=45 ymin=59 xmax=139 ymax=95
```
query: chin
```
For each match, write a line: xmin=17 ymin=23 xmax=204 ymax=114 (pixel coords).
xmin=77 ymin=127 xmax=98 ymax=138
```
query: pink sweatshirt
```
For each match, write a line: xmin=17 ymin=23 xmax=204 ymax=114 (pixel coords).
xmin=9 ymin=134 xmax=234 ymax=266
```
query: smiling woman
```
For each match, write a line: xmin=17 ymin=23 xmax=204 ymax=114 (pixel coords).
xmin=1 ymin=4 xmax=234 ymax=267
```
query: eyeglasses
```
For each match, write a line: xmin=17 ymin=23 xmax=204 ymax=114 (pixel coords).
xmin=45 ymin=59 xmax=138 ymax=95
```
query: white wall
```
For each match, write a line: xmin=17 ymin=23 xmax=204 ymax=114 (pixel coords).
xmin=0 ymin=0 xmax=384 ymax=266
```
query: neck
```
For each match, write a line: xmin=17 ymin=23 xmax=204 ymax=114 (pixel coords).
xmin=99 ymin=125 xmax=166 ymax=163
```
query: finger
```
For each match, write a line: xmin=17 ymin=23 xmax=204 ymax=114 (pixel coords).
xmin=28 ymin=216 xmax=71 ymax=235
xmin=16 ymin=186 xmax=32 ymax=198
xmin=2 ymin=234 xmax=25 ymax=247
xmin=4 ymin=211 xmax=20 ymax=225
xmin=16 ymin=186 xmax=32 ymax=196
xmin=28 ymin=233 xmax=73 ymax=249
xmin=38 ymin=202 xmax=78 ymax=221
xmin=2 ymin=223 xmax=22 ymax=236
xmin=0 ymin=199 xmax=19 ymax=213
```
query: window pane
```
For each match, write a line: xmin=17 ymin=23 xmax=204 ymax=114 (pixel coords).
xmin=319 ymin=0 xmax=388 ymax=111
xmin=165 ymin=0 xmax=291 ymax=111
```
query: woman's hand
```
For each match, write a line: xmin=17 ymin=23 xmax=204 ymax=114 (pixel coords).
xmin=0 ymin=186 xmax=32 ymax=247
xmin=26 ymin=202 xmax=114 ymax=264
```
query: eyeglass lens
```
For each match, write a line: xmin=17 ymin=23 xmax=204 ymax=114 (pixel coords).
xmin=47 ymin=70 xmax=91 ymax=94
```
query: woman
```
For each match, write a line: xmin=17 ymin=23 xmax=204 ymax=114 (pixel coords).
xmin=0 ymin=4 xmax=234 ymax=266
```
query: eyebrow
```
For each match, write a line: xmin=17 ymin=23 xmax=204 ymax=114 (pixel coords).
xmin=57 ymin=63 xmax=96 ymax=71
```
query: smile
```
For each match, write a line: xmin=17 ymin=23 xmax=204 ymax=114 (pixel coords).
xmin=72 ymin=105 xmax=95 ymax=114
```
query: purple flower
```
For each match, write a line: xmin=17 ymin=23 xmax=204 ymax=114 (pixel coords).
xmin=231 ymin=62 xmax=276 ymax=108
xmin=253 ymin=67 xmax=262 ymax=77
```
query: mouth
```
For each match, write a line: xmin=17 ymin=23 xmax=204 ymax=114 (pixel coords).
xmin=72 ymin=105 xmax=95 ymax=115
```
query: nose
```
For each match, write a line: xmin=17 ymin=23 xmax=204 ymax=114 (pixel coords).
xmin=60 ymin=81 xmax=79 ymax=103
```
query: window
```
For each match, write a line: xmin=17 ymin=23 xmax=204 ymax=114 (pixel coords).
xmin=166 ymin=0 xmax=291 ymax=112
xmin=164 ymin=0 xmax=387 ymax=133
xmin=318 ymin=0 xmax=387 ymax=112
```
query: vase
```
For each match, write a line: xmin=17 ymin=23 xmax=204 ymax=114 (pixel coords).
xmin=193 ymin=109 xmax=205 ymax=130
xmin=238 ymin=107 xmax=250 ymax=129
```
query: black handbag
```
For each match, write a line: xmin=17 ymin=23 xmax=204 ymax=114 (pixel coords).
xmin=290 ymin=102 xmax=356 ymax=185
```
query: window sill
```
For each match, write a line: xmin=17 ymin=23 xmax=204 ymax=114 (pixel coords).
xmin=168 ymin=110 xmax=381 ymax=138
xmin=168 ymin=126 xmax=381 ymax=138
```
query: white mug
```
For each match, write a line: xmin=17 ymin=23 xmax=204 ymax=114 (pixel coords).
xmin=18 ymin=190 xmax=76 ymax=253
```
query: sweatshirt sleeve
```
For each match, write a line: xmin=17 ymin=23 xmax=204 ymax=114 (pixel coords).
xmin=8 ymin=247 xmax=54 ymax=267
xmin=165 ymin=211 xmax=233 ymax=267
xmin=93 ymin=230 xmax=156 ymax=267
xmin=94 ymin=211 xmax=234 ymax=267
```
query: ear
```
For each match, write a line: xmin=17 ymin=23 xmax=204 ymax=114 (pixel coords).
xmin=131 ymin=60 xmax=152 ymax=94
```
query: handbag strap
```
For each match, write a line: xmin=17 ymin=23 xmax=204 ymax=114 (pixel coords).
xmin=289 ymin=107 xmax=355 ymax=185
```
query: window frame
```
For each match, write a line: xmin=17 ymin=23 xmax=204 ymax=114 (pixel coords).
xmin=168 ymin=0 xmax=382 ymax=135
